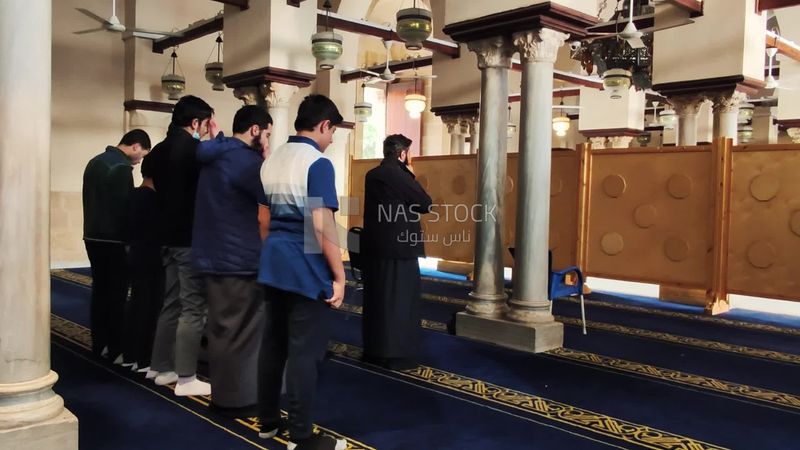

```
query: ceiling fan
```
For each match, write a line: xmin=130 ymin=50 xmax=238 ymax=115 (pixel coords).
xmin=585 ymin=0 xmax=693 ymax=49
xmin=74 ymin=0 xmax=181 ymax=40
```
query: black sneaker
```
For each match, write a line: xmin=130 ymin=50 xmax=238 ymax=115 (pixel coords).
xmin=287 ymin=434 xmax=347 ymax=450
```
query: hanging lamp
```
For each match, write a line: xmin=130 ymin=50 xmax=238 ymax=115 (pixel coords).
xmin=506 ymin=105 xmax=516 ymax=138
xmin=602 ymin=68 xmax=632 ymax=99
xmin=552 ymin=99 xmax=570 ymax=137
xmin=205 ymin=33 xmax=224 ymax=91
xmin=161 ymin=48 xmax=185 ymax=101
xmin=404 ymin=77 xmax=426 ymax=119
xmin=354 ymin=82 xmax=373 ymax=122
xmin=311 ymin=0 xmax=343 ymax=70
xmin=396 ymin=0 xmax=432 ymax=51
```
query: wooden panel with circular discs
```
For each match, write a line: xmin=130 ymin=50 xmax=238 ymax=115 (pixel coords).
xmin=728 ymin=148 xmax=800 ymax=300
xmin=585 ymin=149 xmax=712 ymax=287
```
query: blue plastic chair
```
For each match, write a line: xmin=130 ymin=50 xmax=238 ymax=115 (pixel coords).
xmin=509 ymin=248 xmax=587 ymax=335
xmin=547 ymin=251 xmax=587 ymax=335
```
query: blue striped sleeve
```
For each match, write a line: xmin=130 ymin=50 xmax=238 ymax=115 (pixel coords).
xmin=307 ymin=157 xmax=338 ymax=212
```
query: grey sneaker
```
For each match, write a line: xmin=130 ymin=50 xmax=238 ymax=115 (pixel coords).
xmin=287 ymin=434 xmax=346 ymax=450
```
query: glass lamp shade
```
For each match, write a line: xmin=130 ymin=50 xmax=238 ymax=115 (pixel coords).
xmin=354 ymin=102 xmax=373 ymax=122
xmin=404 ymin=93 xmax=426 ymax=118
xmin=738 ymin=102 xmax=754 ymax=122
xmin=161 ymin=73 xmax=186 ymax=101
xmin=658 ymin=109 xmax=678 ymax=129
xmin=506 ymin=123 xmax=517 ymax=139
xmin=552 ymin=116 xmax=570 ymax=135
xmin=311 ymin=31 xmax=343 ymax=70
xmin=396 ymin=8 xmax=432 ymax=51
xmin=738 ymin=125 xmax=753 ymax=143
xmin=602 ymin=68 xmax=632 ymax=100
xmin=204 ymin=62 xmax=224 ymax=91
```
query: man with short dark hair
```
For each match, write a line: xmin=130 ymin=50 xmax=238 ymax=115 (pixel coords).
xmin=361 ymin=134 xmax=432 ymax=370
xmin=82 ymin=128 xmax=151 ymax=360
xmin=147 ymin=95 xmax=219 ymax=396
xmin=192 ymin=105 xmax=273 ymax=416
xmin=257 ymin=94 xmax=347 ymax=450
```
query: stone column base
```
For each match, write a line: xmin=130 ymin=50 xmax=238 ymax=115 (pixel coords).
xmin=455 ymin=311 xmax=564 ymax=353
xmin=0 ymin=409 xmax=78 ymax=450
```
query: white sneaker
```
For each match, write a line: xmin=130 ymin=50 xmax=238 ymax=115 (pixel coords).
xmin=154 ymin=371 xmax=178 ymax=385
xmin=137 ymin=366 xmax=151 ymax=374
xmin=258 ymin=428 xmax=279 ymax=439
xmin=174 ymin=376 xmax=211 ymax=396
xmin=113 ymin=354 xmax=125 ymax=365
xmin=145 ymin=369 xmax=158 ymax=379
xmin=287 ymin=435 xmax=346 ymax=450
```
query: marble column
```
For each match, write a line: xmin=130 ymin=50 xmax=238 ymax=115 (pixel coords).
xmin=607 ymin=136 xmax=634 ymax=149
xmin=266 ymin=82 xmax=299 ymax=150
xmin=443 ymin=115 xmax=463 ymax=155
xmin=465 ymin=36 xmax=514 ymax=316
xmin=458 ymin=119 xmax=470 ymax=155
xmin=466 ymin=117 xmax=479 ymax=154
xmin=711 ymin=90 xmax=747 ymax=144
xmin=505 ymin=28 xmax=568 ymax=333
xmin=589 ymin=137 xmax=607 ymax=149
xmin=0 ymin=0 xmax=78 ymax=448
xmin=670 ymin=94 xmax=705 ymax=146
xmin=788 ymin=128 xmax=800 ymax=144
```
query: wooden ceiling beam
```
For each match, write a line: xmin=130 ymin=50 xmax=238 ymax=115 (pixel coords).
xmin=756 ymin=0 xmax=800 ymax=12
xmin=766 ymin=30 xmax=800 ymax=62
xmin=152 ymin=14 xmax=222 ymax=53
xmin=340 ymin=56 xmax=433 ymax=83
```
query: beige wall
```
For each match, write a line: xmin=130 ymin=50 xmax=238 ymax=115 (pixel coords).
xmin=443 ymin=0 xmax=594 ymax=26
xmin=578 ymin=86 xmax=645 ymax=131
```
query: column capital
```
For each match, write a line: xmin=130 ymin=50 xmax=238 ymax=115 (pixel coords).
xmin=669 ymin=94 xmax=706 ymax=117
xmin=512 ymin=28 xmax=569 ymax=64
xmin=710 ymin=90 xmax=748 ymax=114
xmin=589 ymin=137 xmax=607 ymax=149
xmin=788 ymin=128 xmax=800 ymax=144
xmin=442 ymin=115 xmax=462 ymax=134
xmin=467 ymin=36 xmax=514 ymax=70
xmin=266 ymin=82 xmax=299 ymax=109
xmin=233 ymin=84 xmax=269 ymax=106
xmin=607 ymin=136 xmax=634 ymax=149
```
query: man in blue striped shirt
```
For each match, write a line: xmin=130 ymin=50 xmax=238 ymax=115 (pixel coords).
xmin=257 ymin=94 xmax=346 ymax=450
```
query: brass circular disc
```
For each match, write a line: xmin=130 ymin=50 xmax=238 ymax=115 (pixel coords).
xmin=451 ymin=175 xmax=466 ymax=195
xmin=505 ymin=176 xmax=515 ymax=194
xmin=602 ymin=175 xmax=627 ymax=198
xmin=749 ymin=175 xmax=780 ymax=202
xmin=790 ymin=211 xmax=800 ymax=237
xmin=551 ymin=177 xmax=564 ymax=197
xmin=664 ymin=236 xmax=690 ymax=262
xmin=634 ymin=204 xmax=658 ymax=228
xmin=747 ymin=241 xmax=777 ymax=269
xmin=667 ymin=174 xmax=693 ymax=199
xmin=601 ymin=232 xmax=624 ymax=255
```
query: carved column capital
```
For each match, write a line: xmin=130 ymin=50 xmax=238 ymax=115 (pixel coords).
xmin=710 ymin=90 xmax=748 ymax=114
xmin=589 ymin=137 xmax=607 ymax=149
xmin=669 ymin=94 xmax=706 ymax=117
xmin=266 ymin=82 xmax=299 ymax=109
xmin=467 ymin=36 xmax=514 ymax=70
xmin=788 ymin=128 xmax=800 ymax=144
xmin=512 ymin=28 xmax=569 ymax=64
xmin=233 ymin=84 xmax=268 ymax=107
xmin=607 ymin=136 xmax=634 ymax=149
xmin=442 ymin=115 xmax=462 ymax=135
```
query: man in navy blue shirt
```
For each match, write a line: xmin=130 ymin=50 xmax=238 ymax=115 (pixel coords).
xmin=257 ymin=95 xmax=346 ymax=450
xmin=192 ymin=105 xmax=272 ymax=417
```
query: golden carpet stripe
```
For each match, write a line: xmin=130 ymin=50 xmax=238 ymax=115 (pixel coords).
xmin=48 ymin=285 xmax=376 ymax=450
xmin=417 ymin=274 xmax=800 ymax=337
xmin=555 ymin=316 xmax=800 ymax=366
xmin=327 ymin=341 xmax=728 ymax=450
xmin=548 ymin=348 xmax=800 ymax=411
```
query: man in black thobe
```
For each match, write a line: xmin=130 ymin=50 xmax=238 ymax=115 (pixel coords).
xmin=361 ymin=134 xmax=432 ymax=370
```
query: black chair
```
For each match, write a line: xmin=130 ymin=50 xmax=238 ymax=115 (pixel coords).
xmin=347 ymin=227 xmax=364 ymax=283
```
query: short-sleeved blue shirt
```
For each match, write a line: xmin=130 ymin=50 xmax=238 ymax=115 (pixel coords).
xmin=258 ymin=136 xmax=339 ymax=301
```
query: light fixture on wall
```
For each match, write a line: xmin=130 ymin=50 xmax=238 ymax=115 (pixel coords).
xmin=311 ymin=0 xmax=343 ymax=70
xmin=658 ymin=108 xmax=677 ymax=129
xmin=404 ymin=78 xmax=426 ymax=119
xmin=738 ymin=124 xmax=753 ymax=143
xmin=396 ymin=0 xmax=432 ymax=51
xmin=738 ymin=102 xmax=754 ymax=122
xmin=161 ymin=48 xmax=185 ymax=101
xmin=552 ymin=99 xmax=570 ymax=137
xmin=354 ymin=82 xmax=373 ymax=122
xmin=602 ymin=68 xmax=632 ymax=99
xmin=205 ymin=33 xmax=224 ymax=91
xmin=506 ymin=105 xmax=516 ymax=139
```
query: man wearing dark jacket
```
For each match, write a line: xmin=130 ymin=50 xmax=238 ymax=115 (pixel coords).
xmin=82 ymin=129 xmax=151 ymax=359
xmin=361 ymin=134 xmax=432 ymax=370
xmin=192 ymin=105 xmax=272 ymax=417
xmin=147 ymin=95 xmax=218 ymax=396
